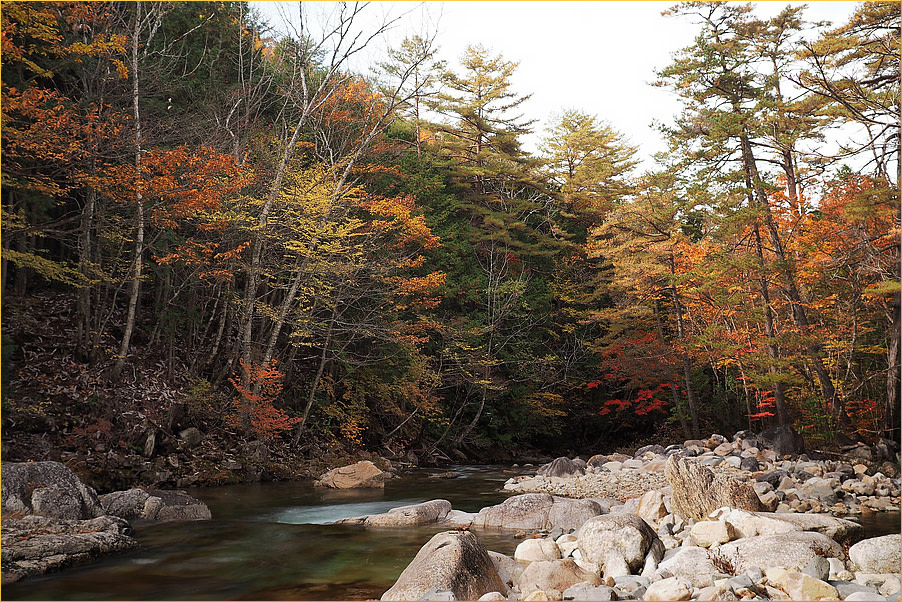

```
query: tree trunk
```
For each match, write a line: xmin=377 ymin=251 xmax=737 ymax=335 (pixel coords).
xmin=291 ymin=309 xmax=336 ymax=445
xmin=112 ymin=0 xmax=144 ymax=381
xmin=669 ymin=252 xmax=700 ymax=438
xmin=655 ymin=299 xmax=692 ymax=440
xmin=885 ymin=298 xmax=901 ymax=442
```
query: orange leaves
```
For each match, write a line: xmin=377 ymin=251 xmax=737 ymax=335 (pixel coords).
xmin=358 ymin=194 xmax=441 ymax=250
xmin=227 ymin=359 xmax=301 ymax=439
xmin=391 ymin=271 xmax=447 ymax=311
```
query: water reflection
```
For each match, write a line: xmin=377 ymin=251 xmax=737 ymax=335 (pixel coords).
xmin=2 ymin=466 xmax=519 ymax=601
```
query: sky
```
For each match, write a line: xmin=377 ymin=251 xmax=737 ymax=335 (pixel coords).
xmin=251 ymin=1 xmax=861 ymax=171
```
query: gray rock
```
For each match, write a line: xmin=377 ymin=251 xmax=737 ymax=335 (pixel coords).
xmin=563 ymin=583 xmax=618 ymax=601
xmin=803 ymin=556 xmax=830 ymax=581
xmin=635 ymin=445 xmax=666 ymax=458
xmin=472 ymin=494 xmax=553 ymax=531
xmin=849 ymin=535 xmax=902 ymax=574
xmin=178 ymin=427 xmax=203 ymax=448
xmin=316 ymin=460 xmax=387 ymax=489
xmin=577 ymin=513 xmax=660 ymax=577
xmin=758 ymin=425 xmax=804 ymax=457
xmin=488 ymin=551 xmax=523 ymax=589
xmin=1 ymin=514 xmax=137 ymax=583
xmin=419 ymin=589 xmax=457 ymax=600
xmin=719 ymin=531 xmax=844 ymax=573
xmin=99 ymin=489 xmax=211 ymax=521
xmin=517 ymin=559 xmax=601 ymax=595
xmin=756 ymin=470 xmax=789 ymax=488
xmin=539 ymin=457 xmax=586 ymax=478
xmin=241 ymin=440 xmax=268 ymax=463
xmin=831 ymin=580 xmax=886 ymax=599
xmin=657 ymin=546 xmax=720 ymax=588
xmin=381 ymin=531 xmax=506 ymax=601
xmin=1 ymin=461 xmax=102 ymax=520
xmin=664 ymin=456 xmax=762 ymax=521
xmin=755 ymin=511 xmax=863 ymax=545
xmin=844 ymin=592 xmax=887 ymax=601
xmin=472 ymin=494 xmax=601 ymax=532
xmin=739 ymin=457 xmax=760 ymax=472
xmin=338 ymin=500 xmax=452 ymax=527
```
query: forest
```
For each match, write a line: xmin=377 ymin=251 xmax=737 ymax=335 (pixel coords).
xmin=1 ymin=1 xmax=899 ymax=480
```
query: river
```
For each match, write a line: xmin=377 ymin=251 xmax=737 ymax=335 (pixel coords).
xmin=4 ymin=465 xmax=899 ymax=600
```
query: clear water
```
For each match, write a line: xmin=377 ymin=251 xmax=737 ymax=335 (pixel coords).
xmin=2 ymin=465 xmax=525 ymax=601
xmin=4 ymin=465 xmax=899 ymax=601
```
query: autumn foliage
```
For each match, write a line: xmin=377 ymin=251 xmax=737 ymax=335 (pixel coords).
xmin=228 ymin=360 xmax=301 ymax=440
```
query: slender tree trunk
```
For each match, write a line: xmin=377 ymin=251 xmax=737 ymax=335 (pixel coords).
xmin=655 ymin=299 xmax=691 ymax=440
xmin=76 ymin=188 xmax=97 ymax=351
xmin=112 ymin=1 xmax=144 ymax=381
xmin=291 ymin=309 xmax=336 ymax=445
xmin=885 ymin=299 xmax=901 ymax=442
xmin=669 ymin=252 xmax=700 ymax=437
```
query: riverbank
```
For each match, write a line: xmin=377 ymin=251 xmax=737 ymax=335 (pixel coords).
xmin=503 ymin=433 xmax=901 ymax=520
xmin=341 ymin=450 xmax=901 ymax=601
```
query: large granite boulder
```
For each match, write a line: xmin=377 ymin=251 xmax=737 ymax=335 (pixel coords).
xmin=719 ymin=531 xmax=844 ymax=573
xmin=538 ymin=457 xmax=585 ymax=478
xmin=336 ymin=499 xmax=452 ymax=527
xmin=1 ymin=514 xmax=137 ymax=584
xmin=576 ymin=513 xmax=660 ymax=577
xmin=471 ymin=493 xmax=601 ymax=532
xmin=849 ymin=534 xmax=901 ymax=574
xmin=758 ymin=425 xmax=805 ymax=457
xmin=516 ymin=559 xmax=601 ymax=595
xmin=2 ymin=462 xmax=102 ymax=520
xmin=99 ymin=488 xmax=211 ymax=521
xmin=665 ymin=455 xmax=762 ymax=521
xmin=315 ymin=460 xmax=387 ymax=489
xmin=380 ymin=531 xmax=506 ymax=601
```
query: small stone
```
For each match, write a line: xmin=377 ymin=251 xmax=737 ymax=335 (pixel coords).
xmin=690 ymin=520 xmax=736 ymax=547
xmin=803 ymin=556 xmax=830 ymax=582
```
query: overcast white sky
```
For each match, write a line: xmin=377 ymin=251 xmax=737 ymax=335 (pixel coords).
xmin=251 ymin=1 xmax=860 ymax=171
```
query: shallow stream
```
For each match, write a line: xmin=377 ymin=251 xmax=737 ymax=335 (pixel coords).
xmin=4 ymin=465 xmax=899 ymax=600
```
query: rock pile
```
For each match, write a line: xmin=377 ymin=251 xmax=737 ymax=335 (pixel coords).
xmin=1 ymin=461 xmax=211 ymax=583
xmin=503 ymin=431 xmax=901 ymax=519
xmin=372 ymin=430 xmax=900 ymax=601
xmin=372 ymin=493 xmax=900 ymax=601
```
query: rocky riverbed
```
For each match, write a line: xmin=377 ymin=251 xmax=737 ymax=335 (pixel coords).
xmin=503 ymin=431 xmax=901 ymax=519
xmin=340 ymin=429 xmax=901 ymax=601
